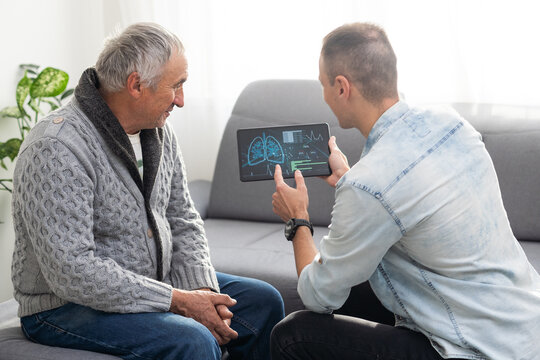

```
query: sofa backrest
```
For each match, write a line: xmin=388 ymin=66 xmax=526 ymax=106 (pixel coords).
xmin=208 ymin=80 xmax=540 ymax=241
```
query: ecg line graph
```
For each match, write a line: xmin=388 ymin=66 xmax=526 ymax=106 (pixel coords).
xmin=304 ymin=131 xmax=324 ymax=142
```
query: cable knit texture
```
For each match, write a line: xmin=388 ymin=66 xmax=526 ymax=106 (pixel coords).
xmin=11 ymin=68 xmax=219 ymax=317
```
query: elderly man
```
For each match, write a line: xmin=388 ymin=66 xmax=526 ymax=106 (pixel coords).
xmin=270 ymin=22 xmax=540 ymax=360
xmin=11 ymin=22 xmax=284 ymax=360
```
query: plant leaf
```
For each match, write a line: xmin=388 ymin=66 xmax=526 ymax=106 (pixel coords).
xmin=0 ymin=138 xmax=23 ymax=162
xmin=0 ymin=106 xmax=23 ymax=119
xmin=30 ymin=67 xmax=69 ymax=98
xmin=16 ymin=72 xmax=32 ymax=115
xmin=60 ymin=88 xmax=74 ymax=100
xmin=19 ymin=63 xmax=39 ymax=70
xmin=19 ymin=64 xmax=39 ymax=78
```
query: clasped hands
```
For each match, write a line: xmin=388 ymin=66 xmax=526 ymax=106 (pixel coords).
xmin=169 ymin=288 xmax=238 ymax=345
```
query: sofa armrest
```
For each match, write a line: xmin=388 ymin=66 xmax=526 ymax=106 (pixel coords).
xmin=188 ymin=179 xmax=212 ymax=219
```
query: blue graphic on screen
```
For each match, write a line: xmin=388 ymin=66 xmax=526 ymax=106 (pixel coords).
xmin=247 ymin=134 xmax=284 ymax=165
xmin=238 ymin=125 xmax=330 ymax=181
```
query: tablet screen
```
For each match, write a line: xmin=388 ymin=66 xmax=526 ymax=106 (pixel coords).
xmin=237 ymin=123 xmax=331 ymax=182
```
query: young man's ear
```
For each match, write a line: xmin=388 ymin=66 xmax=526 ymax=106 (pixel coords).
xmin=335 ymin=75 xmax=350 ymax=98
xmin=126 ymin=72 xmax=143 ymax=98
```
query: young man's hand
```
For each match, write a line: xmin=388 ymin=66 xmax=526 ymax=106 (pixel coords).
xmin=321 ymin=136 xmax=350 ymax=187
xmin=272 ymin=164 xmax=309 ymax=222
xmin=273 ymin=164 xmax=319 ymax=275
xmin=169 ymin=289 xmax=238 ymax=345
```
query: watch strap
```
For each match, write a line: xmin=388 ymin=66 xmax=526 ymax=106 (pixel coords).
xmin=286 ymin=218 xmax=314 ymax=241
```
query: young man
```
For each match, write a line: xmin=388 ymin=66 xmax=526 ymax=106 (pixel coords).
xmin=270 ymin=22 xmax=540 ymax=360
xmin=11 ymin=22 xmax=284 ymax=360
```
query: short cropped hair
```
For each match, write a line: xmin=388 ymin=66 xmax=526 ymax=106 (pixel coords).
xmin=321 ymin=23 xmax=398 ymax=103
xmin=95 ymin=22 xmax=184 ymax=92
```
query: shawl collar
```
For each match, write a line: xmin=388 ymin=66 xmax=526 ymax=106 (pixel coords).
xmin=74 ymin=68 xmax=164 ymax=197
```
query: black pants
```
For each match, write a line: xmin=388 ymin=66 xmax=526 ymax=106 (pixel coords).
xmin=271 ymin=282 xmax=464 ymax=360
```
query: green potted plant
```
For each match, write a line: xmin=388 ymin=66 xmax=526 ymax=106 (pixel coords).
xmin=0 ymin=64 xmax=73 ymax=192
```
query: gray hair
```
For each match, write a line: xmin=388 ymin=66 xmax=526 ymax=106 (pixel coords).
xmin=95 ymin=22 xmax=184 ymax=92
xmin=322 ymin=23 xmax=398 ymax=104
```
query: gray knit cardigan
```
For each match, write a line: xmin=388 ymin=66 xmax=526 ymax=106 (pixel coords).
xmin=11 ymin=68 xmax=219 ymax=317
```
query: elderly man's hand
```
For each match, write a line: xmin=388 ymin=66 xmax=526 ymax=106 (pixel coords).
xmin=169 ymin=289 xmax=238 ymax=345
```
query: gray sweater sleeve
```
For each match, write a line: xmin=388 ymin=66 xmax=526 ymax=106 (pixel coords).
xmin=12 ymin=138 xmax=173 ymax=314
xmin=166 ymin=140 xmax=219 ymax=291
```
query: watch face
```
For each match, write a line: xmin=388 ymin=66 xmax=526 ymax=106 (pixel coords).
xmin=285 ymin=219 xmax=295 ymax=239
xmin=286 ymin=219 xmax=294 ymax=231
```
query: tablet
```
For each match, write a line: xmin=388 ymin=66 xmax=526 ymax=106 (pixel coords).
xmin=237 ymin=123 xmax=331 ymax=182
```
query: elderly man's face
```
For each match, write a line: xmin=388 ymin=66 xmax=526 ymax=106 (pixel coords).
xmin=138 ymin=51 xmax=188 ymax=130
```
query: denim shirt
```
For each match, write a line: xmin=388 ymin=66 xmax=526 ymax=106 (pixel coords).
xmin=297 ymin=101 xmax=540 ymax=359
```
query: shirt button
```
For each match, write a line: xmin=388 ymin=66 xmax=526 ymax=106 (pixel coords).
xmin=53 ymin=117 xmax=64 ymax=124
xmin=147 ymin=228 xmax=153 ymax=238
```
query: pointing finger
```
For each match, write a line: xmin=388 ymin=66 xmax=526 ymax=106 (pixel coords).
xmin=274 ymin=164 xmax=284 ymax=185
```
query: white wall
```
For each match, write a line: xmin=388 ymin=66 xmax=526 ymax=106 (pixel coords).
xmin=0 ymin=0 xmax=107 ymax=302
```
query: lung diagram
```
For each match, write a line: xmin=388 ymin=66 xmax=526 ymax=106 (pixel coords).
xmin=247 ymin=133 xmax=284 ymax=166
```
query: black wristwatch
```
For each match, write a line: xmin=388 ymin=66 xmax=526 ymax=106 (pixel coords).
xmin=285 ymin=218 xmax=313 ymax=241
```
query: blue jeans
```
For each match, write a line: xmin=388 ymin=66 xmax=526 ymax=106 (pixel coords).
xmin=21 ymin=272 xmax=285 ymax=359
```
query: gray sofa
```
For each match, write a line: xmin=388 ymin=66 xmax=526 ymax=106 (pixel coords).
xmin=1 ymin=79 xmax=539 ymax=359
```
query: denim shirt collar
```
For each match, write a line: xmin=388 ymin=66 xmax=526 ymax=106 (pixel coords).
xmin=362 ymin=100 xmax=410 ymax=157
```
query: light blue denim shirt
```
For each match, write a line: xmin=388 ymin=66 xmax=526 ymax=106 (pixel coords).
xmin=298 ymin=101 xmax=540 ymax=359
